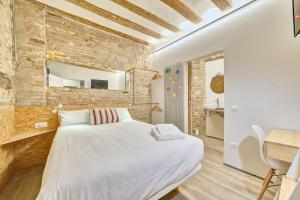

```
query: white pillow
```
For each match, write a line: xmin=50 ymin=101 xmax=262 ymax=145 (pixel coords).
xmin=115 ymin=108 xmax=133 ymax=122
xmin=58 ymin=109 xmax=90 ymax=126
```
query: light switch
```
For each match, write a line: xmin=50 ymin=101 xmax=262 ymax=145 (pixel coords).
xmin=231 ymin=105 xmax=239 ymax=112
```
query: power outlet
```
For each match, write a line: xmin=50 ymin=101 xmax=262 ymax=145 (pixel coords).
xmin=35 ymin=122 xmax=48 ymax=129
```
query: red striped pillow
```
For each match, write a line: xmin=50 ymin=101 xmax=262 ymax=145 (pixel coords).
xmin=90 ymin=108 xmax=119 ymax=125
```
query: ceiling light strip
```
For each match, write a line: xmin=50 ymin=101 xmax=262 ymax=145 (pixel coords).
xmin=153 ymin=0 xmax=257 ymax=54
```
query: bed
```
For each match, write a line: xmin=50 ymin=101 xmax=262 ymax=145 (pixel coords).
xmin=36 ymin=120 xmax=204 ymax=200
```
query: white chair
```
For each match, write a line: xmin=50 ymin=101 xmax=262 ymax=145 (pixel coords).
xmin=252 ymin=125 xmax=288 ymax=200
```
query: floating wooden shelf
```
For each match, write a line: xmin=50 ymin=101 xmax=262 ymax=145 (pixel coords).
xmin=279 ymin=176 xmax=297 ymax=200
xmin=0 ymin=128 xmax=57 ymax=146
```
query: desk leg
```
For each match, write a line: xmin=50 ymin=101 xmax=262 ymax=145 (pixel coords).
xmin=257 ymin=169 xmax=275 ymax=200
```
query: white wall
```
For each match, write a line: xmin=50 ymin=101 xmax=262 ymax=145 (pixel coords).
xmin=151 ymin=62 xmax=189 ymax=134
xmin=205 ymin=58 xmax=224 ymax=108
xmin=47 ymin=61 xmax=125 ymax=90
xmin=152 ymin=0 xmax=300 ymax=177
xmin=152 ymin=66 xmax=165 ymax=124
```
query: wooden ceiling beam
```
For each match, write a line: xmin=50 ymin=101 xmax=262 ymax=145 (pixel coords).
xmin=66 ymin=0 xmax=163 ymax=39
xmin=111 ymin=0 xmax=180 ymax=32
xmin=211 ymin=0 xmax=232 ymax=11
xmin=160 ymin=0 xmax=201 ymax=24
xmin=46 ymin=6 xmax=150 ymax=45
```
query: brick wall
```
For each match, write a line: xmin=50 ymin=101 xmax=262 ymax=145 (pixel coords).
xmin=14 ymin=0 xmax=154 ymax=123
xmin=190 ymin=59 xmax=206 ymax=135
xmin=0 ymin=0 xmax=14 ymax=104
xmin=14 ymin=0 xmax=47 ymax=106
xmin=46 ymin=9 xmax=152 ymax=71
xmin=0 ymin=0 xmax=15 ymax=191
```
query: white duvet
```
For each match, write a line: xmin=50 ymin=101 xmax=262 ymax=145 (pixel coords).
xmin=37 ymin=120 xmax=204 ymax=200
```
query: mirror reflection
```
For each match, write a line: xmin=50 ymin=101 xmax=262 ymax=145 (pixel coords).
xmin=46 ymin=61 xmax=130 ymax=91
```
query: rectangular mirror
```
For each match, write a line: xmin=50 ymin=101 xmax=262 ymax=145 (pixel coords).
xmin=46 ymin=61 xmax=130 ymax=91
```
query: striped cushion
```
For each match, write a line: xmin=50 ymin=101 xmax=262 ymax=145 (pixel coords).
xmin=89 ymin=108 xmax=119 ymax=125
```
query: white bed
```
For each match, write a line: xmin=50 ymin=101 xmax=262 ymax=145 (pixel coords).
xmin=37 ymin=120 xmax=204 ymax=200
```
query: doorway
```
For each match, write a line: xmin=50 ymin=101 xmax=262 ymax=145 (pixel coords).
xmin=188 ymin=52 xmax=224 ymax=140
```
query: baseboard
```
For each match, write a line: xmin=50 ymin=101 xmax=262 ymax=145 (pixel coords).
xmin=223 ymin=163 xmax=264 ymax=180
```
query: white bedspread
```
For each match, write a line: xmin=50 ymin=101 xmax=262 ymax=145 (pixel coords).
xmin=36 ymin=120 xmax=204 ymax=200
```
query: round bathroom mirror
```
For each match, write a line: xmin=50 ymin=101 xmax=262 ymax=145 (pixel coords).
xmin=210 ymin=74 xmax=224 ymax=94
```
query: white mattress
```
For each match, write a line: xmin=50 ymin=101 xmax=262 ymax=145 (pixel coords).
xmin=36 ymin=120 xmax=204 ymax=200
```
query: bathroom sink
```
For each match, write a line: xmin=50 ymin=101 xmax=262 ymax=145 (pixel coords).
xmin=203 ymin=104 xmax=224 ymax=114
xmin=203 ymin=103 xmax=218 ymax=110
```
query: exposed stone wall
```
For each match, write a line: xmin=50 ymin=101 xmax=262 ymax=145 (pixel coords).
xmin=47 ymin=88 xmax=131 ymax=106
xmin=0 ymin=0 xmax=15 ymax=191
xmin=14 ymin=0 xmax=47 ymax=106
xmin=46 ymin=10 xmax=152 ymax=71
xmin=190 ymin=59 xmax=206 ymax=135
xmin=0 ymin=0 xmax=14 ymax=104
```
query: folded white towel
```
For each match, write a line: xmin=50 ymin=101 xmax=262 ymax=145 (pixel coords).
xmin=156 ymin=124 xmax=183 ymax=137
xmin=151 ymin=124 xmax=185 ymax=141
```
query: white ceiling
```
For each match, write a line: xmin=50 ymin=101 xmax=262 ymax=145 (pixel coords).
xmin=36 ymin=0 xmax=255 ymax=50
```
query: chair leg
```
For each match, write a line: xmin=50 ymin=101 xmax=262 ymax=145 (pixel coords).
xmin=257 ymin=169 xmax=275 ymax=200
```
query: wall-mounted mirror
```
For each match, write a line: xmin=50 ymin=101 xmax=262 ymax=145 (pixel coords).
xmin=46 ymin=61 xmax=130 ymax=91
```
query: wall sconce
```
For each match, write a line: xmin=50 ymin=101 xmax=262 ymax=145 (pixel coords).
xmin=51 ymin=103 xmax=63 ymax=113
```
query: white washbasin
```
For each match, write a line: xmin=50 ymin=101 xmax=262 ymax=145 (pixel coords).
xmin=203 ymin=103 xmax=218 ymax=110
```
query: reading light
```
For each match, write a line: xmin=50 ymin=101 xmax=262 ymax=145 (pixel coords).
xmin=52 ymin=103 xmax=63 ymax=113
xmin=128 ymin=104 xmax=132 ymax=110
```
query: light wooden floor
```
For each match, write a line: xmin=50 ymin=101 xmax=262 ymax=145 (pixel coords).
xmin=0 ymin=135 xmax=276 ymax=200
